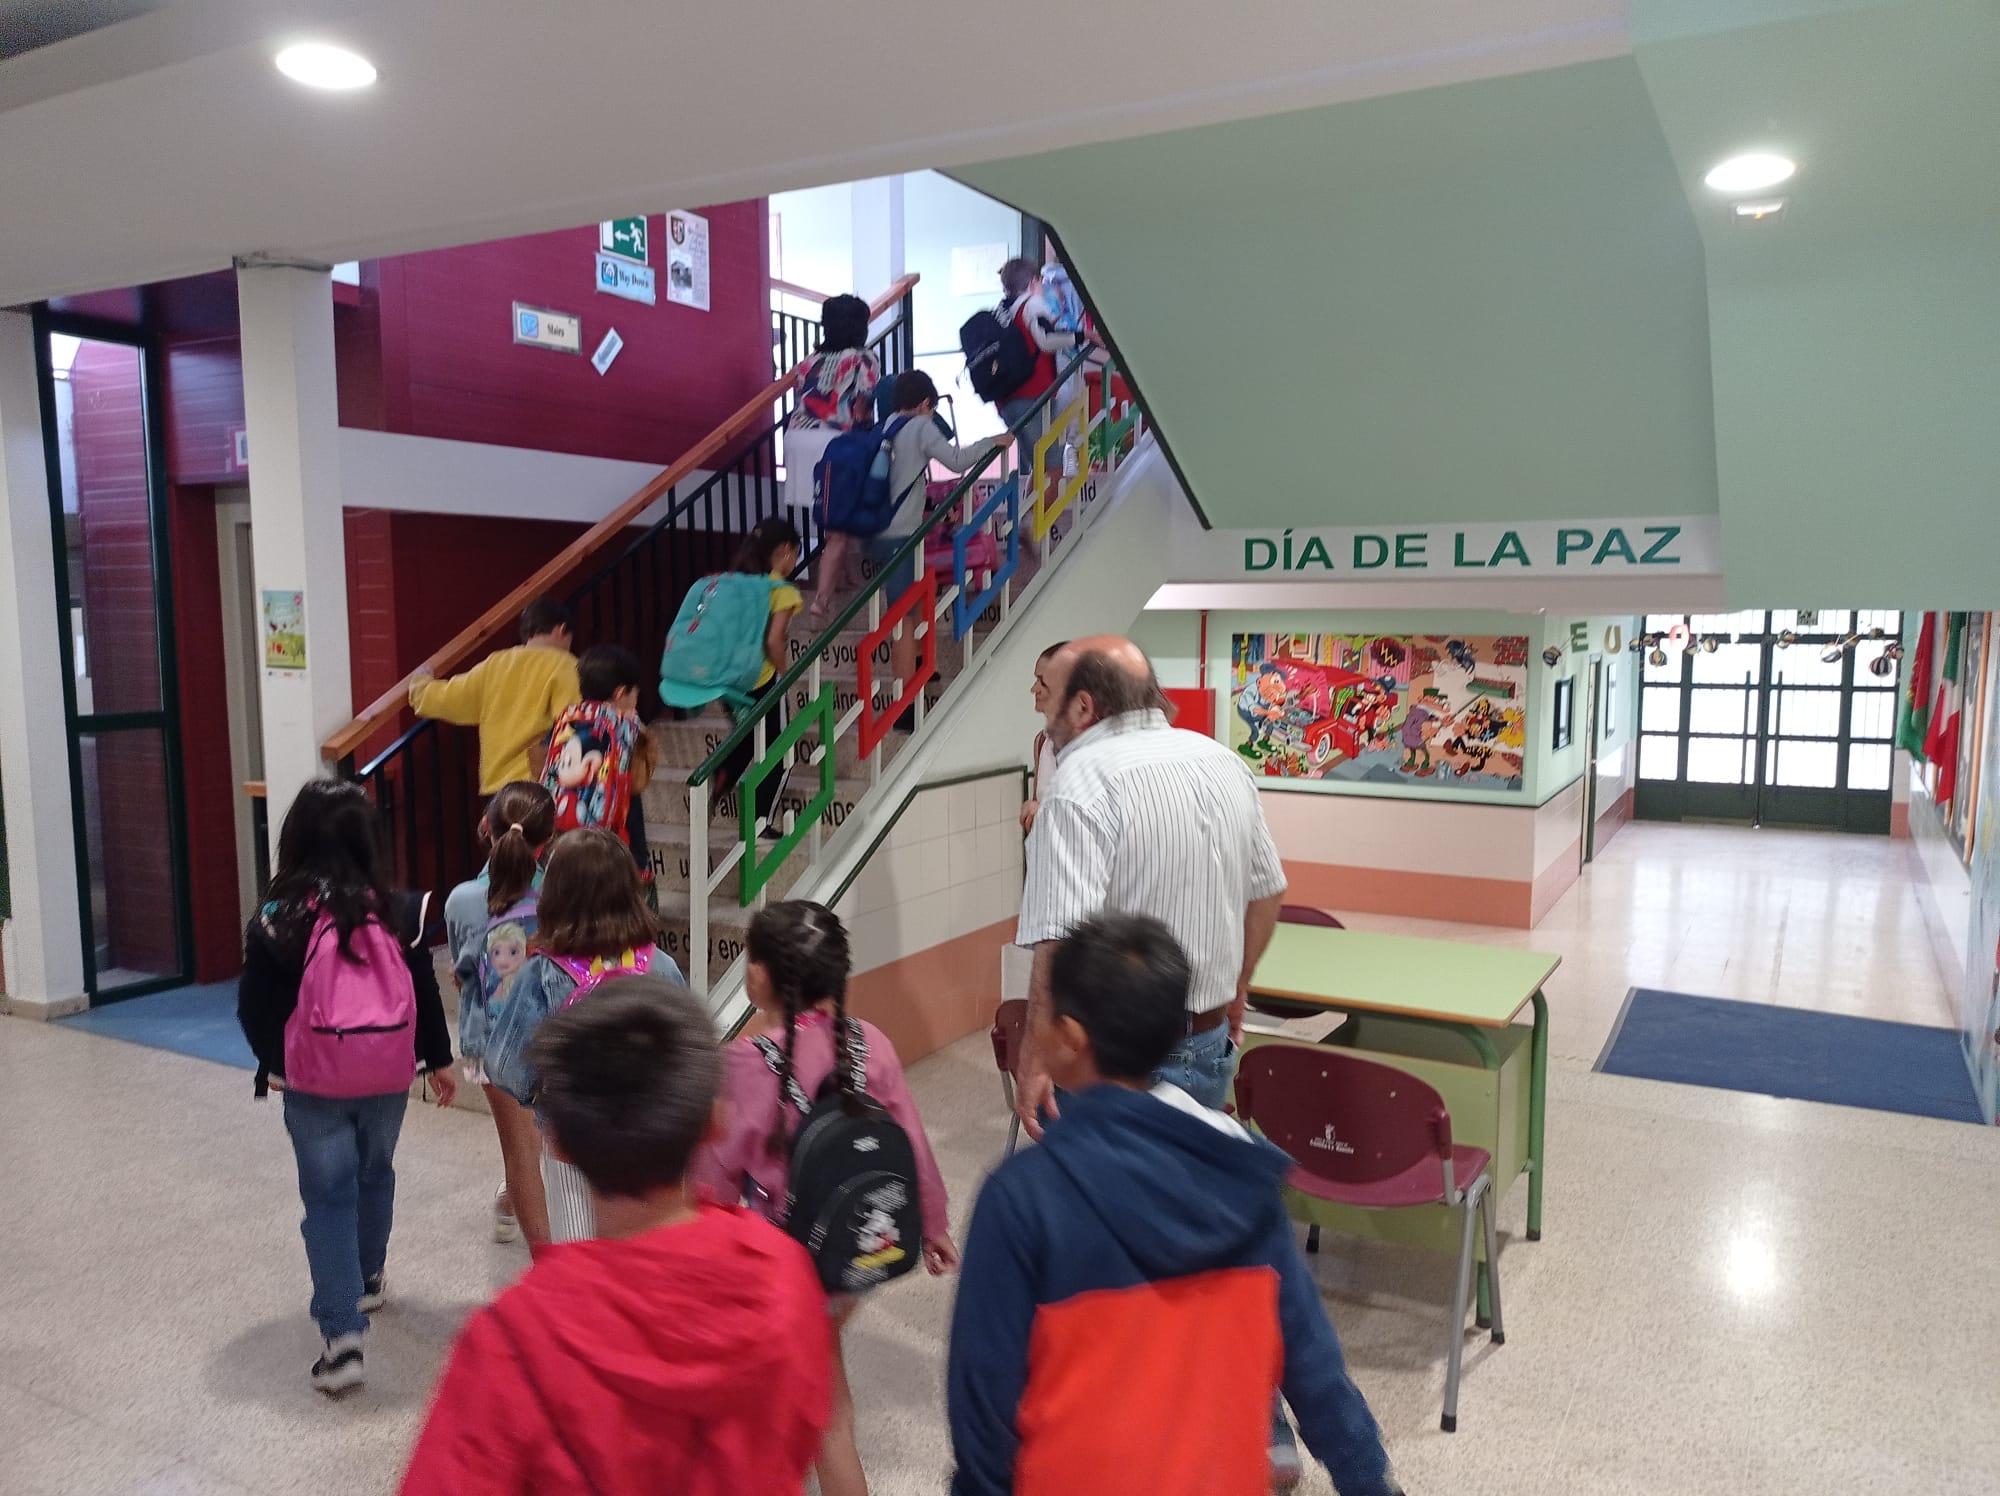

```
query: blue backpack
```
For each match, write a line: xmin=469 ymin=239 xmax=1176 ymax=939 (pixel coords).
xmin=658 ymin=572 xmax=786 ymax=710
xmin=814 ymin=415 xmax=915 ymax=538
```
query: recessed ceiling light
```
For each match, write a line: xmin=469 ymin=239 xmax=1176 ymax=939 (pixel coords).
xmin=1704 ymin=152 xmax=1796 ymax=193
xmin=276 ymin=42 xmax=377 ymax=90
xmin=1731 ymin=198 xmax=1788 ymax=224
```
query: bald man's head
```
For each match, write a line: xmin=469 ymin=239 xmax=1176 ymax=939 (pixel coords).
xmin=1045 ymin=635 xmax=1169 ymax=750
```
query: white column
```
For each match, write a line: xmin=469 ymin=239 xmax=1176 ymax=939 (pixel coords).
xmin=851 ymin=175 xmax=906 ymax=303
xmin=0 ymin=310 xmax=88 ymax=1016
xmin=236 ymin=263 xmax=351 ymax=840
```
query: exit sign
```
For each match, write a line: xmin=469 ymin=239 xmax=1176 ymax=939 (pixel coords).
xmin=600 ymin=216 xmax=648 ymax=266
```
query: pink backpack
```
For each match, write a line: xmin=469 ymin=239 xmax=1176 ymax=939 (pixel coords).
xmin=551 ymin=945 xmax=657 ymax=1010
xmin=283 ymin=910 xmax=418 ymax=1098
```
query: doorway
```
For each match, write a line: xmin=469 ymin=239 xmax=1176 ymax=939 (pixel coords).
xmin=1635 ymin=610 xmax=1902 ymax=834
xmin=34 ymin=315 xmax=194 ymax=1002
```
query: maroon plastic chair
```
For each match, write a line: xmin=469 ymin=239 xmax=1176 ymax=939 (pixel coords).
xmin=990 ymin=1000 xmax=1028 ymax=1157
xmin=1234 ymin=1042 xmax=1504 ymax=1433
xmin=1247 ymin=905 xmax=1347 ymax=1019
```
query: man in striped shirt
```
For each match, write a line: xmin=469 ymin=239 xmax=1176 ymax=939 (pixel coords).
xmin=1014 ymin=636 xmax=1288 ymax=1137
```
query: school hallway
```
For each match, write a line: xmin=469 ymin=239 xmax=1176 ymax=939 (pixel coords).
xmin=5 ymin=816 xmax=1998 ymax=1496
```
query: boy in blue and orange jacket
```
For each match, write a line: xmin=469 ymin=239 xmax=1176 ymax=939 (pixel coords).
xmin=947 ymin=912 xmax=1401 ymax=1496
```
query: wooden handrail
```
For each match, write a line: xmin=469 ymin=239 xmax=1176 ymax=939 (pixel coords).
xmin=320 ymin=273 xmax=919 ymax=764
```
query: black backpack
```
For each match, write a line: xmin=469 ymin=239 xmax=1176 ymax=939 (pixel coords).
xmin=959 ymin=305 xmax=1038 ymax=403
xmin=785 ymin=1078 xmax=923 ymax=1295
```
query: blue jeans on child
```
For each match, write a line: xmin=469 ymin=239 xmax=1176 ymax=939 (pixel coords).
xmin=1150 ymin=1020 xmax=1303 ymax=1469
xmin=283 ymin=1089 xmax=408 ymax=1339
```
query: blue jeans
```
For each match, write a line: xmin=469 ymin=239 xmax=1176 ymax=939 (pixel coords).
xmin=860 ymin=534 xmax=920 ymax=600
xmin=283 ymin=1089 xmax=408 ymax=1339
xmin=1152 ymin=1021 xmax=1237 ymax=1111
xmin=1151 ymin=1023 xmax=1301 ymax=1462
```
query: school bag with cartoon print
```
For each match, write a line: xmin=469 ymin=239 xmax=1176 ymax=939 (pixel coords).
xmin=460 ymin=895 xmax=540 ymax=1061
xmin=764 ymin=1025 xmax=922 ymax=1294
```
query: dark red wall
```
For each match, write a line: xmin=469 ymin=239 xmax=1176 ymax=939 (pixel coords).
xmin=351 ymin=201 xmax=771 ymax=465
xmin=164 ymin=336 xmax=247 ymax=486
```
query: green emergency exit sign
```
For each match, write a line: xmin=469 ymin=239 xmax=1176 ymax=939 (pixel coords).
xmin=599 ymin=217 xmax=648 ymax=266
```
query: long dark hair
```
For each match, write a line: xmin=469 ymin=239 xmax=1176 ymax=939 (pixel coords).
xmin=747 ymin=900 xmax=860 ymax=1153
xmin=265 ymin=780 xmax=397 ymax=961
xmin=534 ymin=828 xmax=658 ymax=960
xmin=481 ymin=781 xmax=556 ymax=915
xmin=732 ymin=515 xmax=801 ymax=577
xmin=815 ymin=294 xmax=870 ymax=353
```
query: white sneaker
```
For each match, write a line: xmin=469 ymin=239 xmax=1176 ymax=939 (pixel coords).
xmin=311 ymin=1332 xmax=365 ymax=1395
xmin=493 ymin=1186 xmax=520 ymax=1245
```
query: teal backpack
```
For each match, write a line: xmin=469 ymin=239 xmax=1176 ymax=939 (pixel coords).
xmin=659 ymin=573 xmax=785 ymax=710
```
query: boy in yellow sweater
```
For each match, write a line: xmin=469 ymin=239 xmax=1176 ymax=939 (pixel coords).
xmin=410 ymin=598 xmax=581 ymax=793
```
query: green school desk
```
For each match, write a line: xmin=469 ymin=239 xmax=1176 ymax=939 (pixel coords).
xmin=1246 ymin=925 xmax=1559 ymax=1247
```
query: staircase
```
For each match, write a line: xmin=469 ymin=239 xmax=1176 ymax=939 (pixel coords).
xmin=319 ymin=270 xmax=1159 ymax=1044
xmin=644 ymin=532 xmax=1051 ymax=988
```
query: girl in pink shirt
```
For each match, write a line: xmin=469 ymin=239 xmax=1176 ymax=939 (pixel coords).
xmin=690 ymin=899 xmax=954 ymax=1496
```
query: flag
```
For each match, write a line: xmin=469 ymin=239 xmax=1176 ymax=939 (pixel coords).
xmin=1928 ymin=612 xmax=1967 ymax=806
xmin=1896 ymin=612 xmax=1936 ymax=755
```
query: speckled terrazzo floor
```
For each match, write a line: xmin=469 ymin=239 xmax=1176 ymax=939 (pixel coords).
xmin=5 ymin=1017 xmax=1999 ymax=1494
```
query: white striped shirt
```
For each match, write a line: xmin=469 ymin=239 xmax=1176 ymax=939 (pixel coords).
xmin=1017 ymin=709 xmax=1288 ymax=1014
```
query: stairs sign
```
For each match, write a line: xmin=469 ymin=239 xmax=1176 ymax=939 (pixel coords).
xmin=600 ymin=216 xmax=648 ymax=266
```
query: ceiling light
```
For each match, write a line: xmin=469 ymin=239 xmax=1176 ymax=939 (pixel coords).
xmin=1704 ymin=153 xmax=1796 ymax=193
xmin=276 ymin=42 xmax=376 ymax=90
xmin=1732 ymin=198 xmax=1788 ymax=223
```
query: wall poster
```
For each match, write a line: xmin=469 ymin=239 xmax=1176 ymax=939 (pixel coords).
xmin=1229 ymin=633 xmax=1529 ymax=791
xmin=1962 ymin=629 xmax=2000 ymax=1124
xmin=666 ymin=210 xmax=710 ymax=311
xmin=263 ymin=590 xmax=306 ymax=670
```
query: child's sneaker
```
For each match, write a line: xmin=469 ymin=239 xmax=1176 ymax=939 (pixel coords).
xmin=493 ymin=1186 xmax=520 ymax=1244
xmin=310 ymin=1332 xmax=365 ymax=1395
xmin=357 ymin=1274 xmax=387 ymax=1314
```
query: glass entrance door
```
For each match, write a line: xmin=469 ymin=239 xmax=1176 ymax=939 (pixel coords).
xmin=36 ymin=316 xmax=193 ymax=1002
xmin=1636 ymin=611 xmax=1901 ymax=834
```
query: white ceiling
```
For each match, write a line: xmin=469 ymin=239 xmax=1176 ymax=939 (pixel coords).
xmin=0 ymin=0 xmax=1626 ymax=306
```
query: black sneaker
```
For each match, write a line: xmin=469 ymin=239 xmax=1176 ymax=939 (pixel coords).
xmin=311 ymin=1332 xmax=365 ymax=1395
xmin=357 ymin=1274 xmax=386 ymax=1314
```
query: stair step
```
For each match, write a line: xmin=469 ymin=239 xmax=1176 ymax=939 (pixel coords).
xmin=644 ymin=818 xmax=813 ymax=902
xmin=642 ymin=766 xmax=873 ymax=835
xmin=651 ymin=701 xmax=930 ymax=778
xmin=655 ymin=889 xmax=756 ymax=985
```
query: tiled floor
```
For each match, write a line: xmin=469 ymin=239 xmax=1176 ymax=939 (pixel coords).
xmin=3 ymin=823 xmax=1995 ymax=1494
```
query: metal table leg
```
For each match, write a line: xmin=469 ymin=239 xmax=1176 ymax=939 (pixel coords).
xmin=1527 ymin=988 xmax=1548 ymax=1241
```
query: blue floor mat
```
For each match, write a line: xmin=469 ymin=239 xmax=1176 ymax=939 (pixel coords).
xmin=58 ymin=980 xmax=252 ymax=1073
xmin=1597 ymin=988 xmax=1983 ymax=1124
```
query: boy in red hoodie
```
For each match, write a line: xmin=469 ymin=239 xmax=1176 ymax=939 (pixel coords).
xmin=401 ymin=977 xmax=832 ymax=1495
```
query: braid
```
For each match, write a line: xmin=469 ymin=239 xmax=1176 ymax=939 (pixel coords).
xmin=766 ymin=1005 xmax=801 ymax=1155
xmin=832 ymin=976 xmax=862 ymax=1114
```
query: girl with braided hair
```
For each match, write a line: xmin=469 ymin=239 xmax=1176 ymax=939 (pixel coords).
xmin=689 ymin=899 xmax=955 ymax=1496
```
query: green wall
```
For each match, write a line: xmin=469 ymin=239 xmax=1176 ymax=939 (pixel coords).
xmin=1133 ymin=609 xmax=1641 ymax=807
xmin=959 ymin=58 xmax=1719 ymax=534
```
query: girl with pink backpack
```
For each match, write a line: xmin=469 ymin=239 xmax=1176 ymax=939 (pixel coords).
xmin=237 ymin=781 xmax=457 ymax=1395
xmin=483 ymin=827 xmax=688 ymax=1241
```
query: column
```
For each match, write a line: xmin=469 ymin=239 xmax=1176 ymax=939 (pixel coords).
xmin=850 ymin=175 xmax=906 ymax=305
xmin=236 ymin=263 xmax=351 ymax=840
xmin=0 ymin=310 xmax=88 ymax=1015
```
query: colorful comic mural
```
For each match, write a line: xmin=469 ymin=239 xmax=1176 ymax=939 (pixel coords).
xmin=1229 ymin=633 xmax=1530 ymax=791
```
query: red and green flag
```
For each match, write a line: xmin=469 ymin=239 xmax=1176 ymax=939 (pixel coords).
xmin=1896 ymin=612 xmax=1936 ymax=755
xmin=1926 ymin=612 xmax=1967 ymax=806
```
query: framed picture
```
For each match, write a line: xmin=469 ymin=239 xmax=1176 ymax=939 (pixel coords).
xmin=1552 ymin=675 xmax=1575 ymax=751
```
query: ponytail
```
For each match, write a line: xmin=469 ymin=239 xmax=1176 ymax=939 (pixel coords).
xmin=482 ymin=781 xmax=557 ymax=914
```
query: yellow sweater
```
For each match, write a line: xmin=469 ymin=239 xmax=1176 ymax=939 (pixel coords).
xmin=410 ymin=644 xmax=581 ymax=793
